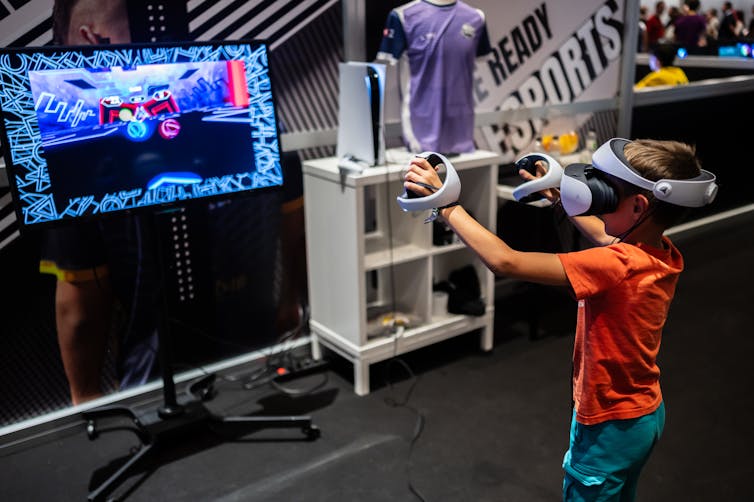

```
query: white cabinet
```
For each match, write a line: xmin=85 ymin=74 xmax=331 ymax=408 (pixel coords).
xmin=303 ymin=149 xmax=502 ymax=395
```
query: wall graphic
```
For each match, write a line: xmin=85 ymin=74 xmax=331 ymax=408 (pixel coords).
xmin=471 ymin=0 xmax=626 ymax=161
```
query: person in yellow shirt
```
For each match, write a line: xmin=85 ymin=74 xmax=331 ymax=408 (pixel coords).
xmin=635 ymin=44 xmax=689 ymax=88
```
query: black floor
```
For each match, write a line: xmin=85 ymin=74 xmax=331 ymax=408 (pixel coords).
xmin=1 ymin=210 xmax=753 ymax=502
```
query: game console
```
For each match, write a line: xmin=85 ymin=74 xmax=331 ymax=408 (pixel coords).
xmin=336 ymin=62 xmax=386 ymax=172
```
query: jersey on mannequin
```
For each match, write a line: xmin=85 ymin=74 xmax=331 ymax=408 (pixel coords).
xmin=376 ymin=0 xmax=492 ymax=155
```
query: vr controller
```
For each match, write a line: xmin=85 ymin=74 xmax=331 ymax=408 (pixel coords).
xmin=512 ymin=153 xmax=564 ymax=203
xmin=396 ymin=152 xmax=461 ymax=212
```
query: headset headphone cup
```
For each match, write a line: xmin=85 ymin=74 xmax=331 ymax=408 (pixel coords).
xmin=584 ymin=166 xmax=620 ymax=215
xmin=561 ymin=163 xmax=620 ymax=216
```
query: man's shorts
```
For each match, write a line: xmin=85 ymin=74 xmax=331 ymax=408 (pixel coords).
xmin=39 ymin=223 xmax=109 ymax=282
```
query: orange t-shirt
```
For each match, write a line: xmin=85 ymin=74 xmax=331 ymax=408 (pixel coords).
xmin=557 ymin=236 xmax=683 ymax=425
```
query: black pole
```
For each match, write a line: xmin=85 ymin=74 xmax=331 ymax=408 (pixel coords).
xmin=150 ymin=209 xmax=184 ymax=418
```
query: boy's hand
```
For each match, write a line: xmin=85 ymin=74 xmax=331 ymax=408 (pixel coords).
xmin=518 ymin=160 xmax=560 ymax=203
xmin=403 ymin=156 xmax=442 ymax=196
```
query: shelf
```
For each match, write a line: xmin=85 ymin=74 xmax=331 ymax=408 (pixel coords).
xmin=361 ymin=312 xmax=491 ymax=351
xmin=364 ymin=242 xmax=468 ymax=270
xmin=429 ymin=242 xmax=466 ymax=255
xmin=312 ymin=309 xmax=492 ymax=360
xmin=304 ymin=149 xmax=501 ymax=395
xmin=364 ymin=243 xmax=427 ymax=271
xmin=303 ymin=148 xmax=505 ymax=189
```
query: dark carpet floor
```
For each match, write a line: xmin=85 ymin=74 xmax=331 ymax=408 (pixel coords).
xmin=1 ymin=210 xmax=753 ymax=502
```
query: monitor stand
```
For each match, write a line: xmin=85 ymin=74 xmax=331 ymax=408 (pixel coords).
xmin=81 ymin=208 xmax=319 ymax=502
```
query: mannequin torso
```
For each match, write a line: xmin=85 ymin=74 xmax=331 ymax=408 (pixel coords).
xmin=377 ymin=0 xmax=491 ymax=154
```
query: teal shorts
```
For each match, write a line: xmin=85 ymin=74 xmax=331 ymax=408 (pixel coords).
xmin=562 ymin=402 xmax=665 ymax=502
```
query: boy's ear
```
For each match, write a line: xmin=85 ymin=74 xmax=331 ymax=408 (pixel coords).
xmin=633 ymin=194 xmax=650 ymax=217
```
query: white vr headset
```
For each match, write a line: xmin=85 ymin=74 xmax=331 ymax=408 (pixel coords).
xmin=396 ymin=152 xmax=461 ymax=212
xmin=514 ymin=138 xmax=718 ymax=216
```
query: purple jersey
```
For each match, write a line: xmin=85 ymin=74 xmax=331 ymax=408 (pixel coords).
xmin=377 ymin=0 xmax=491 ymax=154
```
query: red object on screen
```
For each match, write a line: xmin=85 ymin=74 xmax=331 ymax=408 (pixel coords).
xmin=226 ymin=60 xmax=249 ymax=108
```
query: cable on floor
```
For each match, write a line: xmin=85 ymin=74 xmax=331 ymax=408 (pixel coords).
xmin=383 ymin=164 xmax=428 ymax=502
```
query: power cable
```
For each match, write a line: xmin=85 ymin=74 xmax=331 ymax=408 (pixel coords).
xmin=382 ymin=165 xmax=427 ymax=502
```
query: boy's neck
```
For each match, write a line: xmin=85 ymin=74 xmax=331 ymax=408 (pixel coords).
xmin=623 ymin=224 xmax=665 ymax=249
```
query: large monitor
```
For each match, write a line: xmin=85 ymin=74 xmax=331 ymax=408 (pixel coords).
xmin=0 ymin=40 xmax=283 ymax=228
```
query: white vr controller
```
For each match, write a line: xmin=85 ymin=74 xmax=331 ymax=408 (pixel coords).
xmin=396 ymin=152 xmax=461 ymax=212
xmin=511 ymin=153 xmax=564 ymax=203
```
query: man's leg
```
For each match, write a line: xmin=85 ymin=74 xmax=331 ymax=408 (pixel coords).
xmin=55 ymin=278 xmax=113 ymax=405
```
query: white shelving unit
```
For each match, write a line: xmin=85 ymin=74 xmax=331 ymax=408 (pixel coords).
xmin=302 ymin=149 xmax=502 ymax=395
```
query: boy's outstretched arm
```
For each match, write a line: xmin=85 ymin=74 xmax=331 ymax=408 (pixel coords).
xmin=440 ymin=204 xmax=569 ymax=286
xmin=404 ymin=157 xmax=570 ymax=287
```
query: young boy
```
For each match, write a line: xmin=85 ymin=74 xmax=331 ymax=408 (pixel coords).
xmin=402 ymin=139 xmax=717 ymax=501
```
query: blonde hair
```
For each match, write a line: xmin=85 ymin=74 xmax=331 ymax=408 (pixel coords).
xmin=622 ymin=139 xmax=703 ymax=228
xmin=624 ymin=139 xmax=701 ymax=182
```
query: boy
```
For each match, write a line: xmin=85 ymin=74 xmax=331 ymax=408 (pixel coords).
xmin=402 ymin=139 xmax=717 ymax=501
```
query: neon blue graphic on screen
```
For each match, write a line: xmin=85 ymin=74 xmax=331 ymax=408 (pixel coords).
xmin=0 ymin=43 xmax=282 ymax=225
xmin=147 ymin=172 xmax=203 ymax=190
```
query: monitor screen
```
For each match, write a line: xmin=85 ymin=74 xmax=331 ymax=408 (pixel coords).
xmin=0 ymin=40 xmax=283 ymax=228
